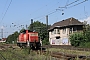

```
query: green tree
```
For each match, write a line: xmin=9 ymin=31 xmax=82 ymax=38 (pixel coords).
xmin=6 ymin=35 xmax=13 ymax=43
xmin=70 ymin=32 xmax=84 ymax=47
xmin=6 ymin=31 xmax=19 ymax=44
xmin=28 ymin=21 xmax=50 ymax=45
xmin=83 ymin=24 xmax=90 ymax=42
xmin=20 ymin=28 xmax=25 ymax=33
xmin=70 ymin=24 xmax=90 ymax=47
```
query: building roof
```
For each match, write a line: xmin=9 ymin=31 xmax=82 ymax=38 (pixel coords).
xmin=49 ymin=17 xmax=84 ymax=30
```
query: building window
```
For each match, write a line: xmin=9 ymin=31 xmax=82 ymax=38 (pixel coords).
xmin=57 ymin=29 xmax=60 ymax=34
xmin=73 ymin=27 xmax=77 ymax=31
xmin=70 ymin=27 xmax=72 ymax=33
xmin=63 ymin=28 xmax=66 ymax=34
xmin=56 ymin=36 xmax=60 ymax=39
xmin=51 ymin=30 xmax=54 ymax=35
xmin=54 ymin=29 xmax=56 ymax=34
xmin=51 ymin=29 xmax=60 ymax=34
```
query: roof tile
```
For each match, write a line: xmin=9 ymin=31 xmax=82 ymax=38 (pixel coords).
xmin=49 ymin=17 xmax=83 ymax=30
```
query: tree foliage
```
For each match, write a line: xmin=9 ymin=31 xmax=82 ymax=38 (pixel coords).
xmin=28 ymin=21 xmax=50 ymax=45
xmin=70 ymin=24 xmax=90 ymax=47
xmin=70 ymin=32 xmax=84 ymax=47
xmin=20 ymin=28 xmax=25 ymax=33
xmin=6 ymin=31 xmax=19 ymax=44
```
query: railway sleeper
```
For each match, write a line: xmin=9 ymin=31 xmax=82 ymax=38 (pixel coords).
xmin=51 ymin=52 xmax=90 ymax=60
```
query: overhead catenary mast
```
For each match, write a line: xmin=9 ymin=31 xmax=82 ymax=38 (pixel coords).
xmin=31 ymin=19 xmax=33 ymax=31
xmin=46 ymin=15 xmax=49 ymax=39
xmin=1 ymin=26 xmax=4 ymax=39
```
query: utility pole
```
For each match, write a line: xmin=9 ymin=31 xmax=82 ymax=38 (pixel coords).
xmin=46 ymin=15 xmax=48 ymax=39
xmin=31 ymin=19 xmax=33 ymax=31
xmin=26 ymin=25 xmax=28 ymax=30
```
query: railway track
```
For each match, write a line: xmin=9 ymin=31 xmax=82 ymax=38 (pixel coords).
xmin=51 ymin=52 xmax=90 ymax=60
xmin=37 ymin=48 xmax=90 ymax=60
xmin=43 ymin=45 xmax=90 ymax=51
xmin=42 ymin=45 xmax=90 ymax=60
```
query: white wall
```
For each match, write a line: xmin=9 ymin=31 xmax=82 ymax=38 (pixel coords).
xmin=49 ymin=28 xmax=70 ymax=45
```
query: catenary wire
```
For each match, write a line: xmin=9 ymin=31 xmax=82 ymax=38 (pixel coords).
xmin=2 ymin=0 xmax=88 ymax=36
xmin=65 ymin=0 xmax=80 ymax=7
xmin=11 ymin=1 xmax=60 ymax=27
xmin=67 ymin=0 xmax=88 ymax=8
xmin=0 ymin=0 xmax=12 ymax=24
xmin=0 ymin=0 xmax=8 ymax=19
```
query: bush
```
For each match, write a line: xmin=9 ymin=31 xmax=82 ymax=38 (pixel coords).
xmin=83 ymin=42 xmax=90 ymax=48
xmin=42 ymin=38 xmax=50 ymax=45
xmin=70 ymin=32 xmax=84 ymax=47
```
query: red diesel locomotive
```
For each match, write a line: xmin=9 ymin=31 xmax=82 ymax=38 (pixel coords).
xmin=17 ymin=30 xmax=41 ymax=50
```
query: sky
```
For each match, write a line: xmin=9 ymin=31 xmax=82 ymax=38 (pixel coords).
xmin=0 ymin=0 xmax=90 ymax=38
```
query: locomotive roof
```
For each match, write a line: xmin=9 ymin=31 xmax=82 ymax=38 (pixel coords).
xmin=23 ymin=30 xmax=32 ymax=32
xmin=21 ymin=30 xmax=38 ymax=33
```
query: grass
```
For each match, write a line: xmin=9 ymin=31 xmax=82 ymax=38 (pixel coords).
xmin=0 ymin=43 xmax=90 ymax=60
xmin=48 ymin=48 xmax=90 ymax=56
xmin=0 ymin=45 xmax=51 ymax=60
